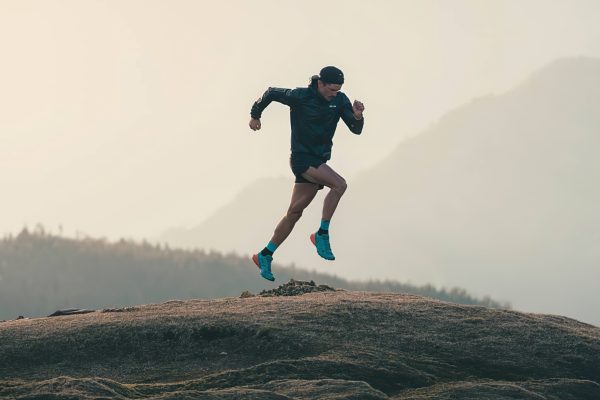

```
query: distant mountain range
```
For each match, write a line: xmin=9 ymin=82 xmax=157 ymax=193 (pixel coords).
xmin=160 ymin=57 xmax=600 ymax=326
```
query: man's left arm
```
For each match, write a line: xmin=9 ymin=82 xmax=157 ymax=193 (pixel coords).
xmin=340 ymin=95 xmax=365 ymax=135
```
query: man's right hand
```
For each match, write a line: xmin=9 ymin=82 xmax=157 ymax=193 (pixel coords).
xmin=249 ymin=118 xmax=261 ymax=131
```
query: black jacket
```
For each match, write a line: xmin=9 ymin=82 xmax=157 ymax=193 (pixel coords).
xmin=250 ymin=85 xmax=364 ymax=161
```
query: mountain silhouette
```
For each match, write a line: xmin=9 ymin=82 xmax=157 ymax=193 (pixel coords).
xmin=160 ymin=57 xmax=600 ymax=326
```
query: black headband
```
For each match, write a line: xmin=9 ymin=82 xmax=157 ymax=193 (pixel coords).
xmin=319 ymin=66 xmax=344 ymax=84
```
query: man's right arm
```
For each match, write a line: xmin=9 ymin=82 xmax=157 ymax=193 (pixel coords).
xmin=250 ymin=87 xmax=300 ymax=119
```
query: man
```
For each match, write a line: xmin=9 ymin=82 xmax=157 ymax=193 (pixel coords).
xmin=249 ymin=66 xmax=365 ymax=281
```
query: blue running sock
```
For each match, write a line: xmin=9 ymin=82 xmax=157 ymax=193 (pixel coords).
xmin=318 ymin=219 xmax=330 ymax=236
xmin=261 ymin=241 xmax=279 ymax=256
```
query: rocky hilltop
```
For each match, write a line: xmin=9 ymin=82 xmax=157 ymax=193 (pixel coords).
xmin=1 ymin=281 xmax=599 ymax=399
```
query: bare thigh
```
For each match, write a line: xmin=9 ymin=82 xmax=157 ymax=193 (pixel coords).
xmin=287 ymin=182 xmax=320 ymax=213
xmin=301 ymin=163 xmax=346 ymax=189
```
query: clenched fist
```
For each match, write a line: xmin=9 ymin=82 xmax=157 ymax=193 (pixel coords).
xmin=249 ymin=118 xmax=261 ymax=131
xmin=352 ymin=100 xmax=365 ymax=119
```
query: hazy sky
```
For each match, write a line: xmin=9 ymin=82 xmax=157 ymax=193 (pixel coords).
xmin=2 ymin=0 xmax=600 ymax=240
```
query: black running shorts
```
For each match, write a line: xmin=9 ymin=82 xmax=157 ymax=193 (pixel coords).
xmin=289 ymin=153 xmax=325 ymax=190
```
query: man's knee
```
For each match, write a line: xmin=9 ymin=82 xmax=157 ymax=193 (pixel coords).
xmin=333 ymin=178 xmax=347 ymax=196
xmin=286 ymin=207 xmax=304 ymax=222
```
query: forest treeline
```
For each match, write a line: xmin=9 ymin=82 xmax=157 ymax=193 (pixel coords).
xmin=0 ymin=227 xmax=509 ymax=320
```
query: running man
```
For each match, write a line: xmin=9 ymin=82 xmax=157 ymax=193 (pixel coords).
xmin=249 ymin=66 xmax=365 ymax=281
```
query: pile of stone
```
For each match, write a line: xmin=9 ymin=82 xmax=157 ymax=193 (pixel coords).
xmin=258 ymin=279 xmax=336 ymax=297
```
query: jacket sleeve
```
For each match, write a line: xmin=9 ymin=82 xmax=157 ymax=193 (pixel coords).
xmin=250 ymin=87 xmax=301 ymax=119
xmin=340 ymin=95 xmax=364 ymax=135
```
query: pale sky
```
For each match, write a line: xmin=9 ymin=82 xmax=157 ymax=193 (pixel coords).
xmin=1 ymin=0 xmax=600 ymax=240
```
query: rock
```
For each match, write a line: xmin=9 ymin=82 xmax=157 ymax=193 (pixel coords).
xmin=259 ymin=279 xmax=336 ymax=297
xmin=48 ymin=309 xmax=96 ymax=317
xmin=240 ymin=291 xmax=255 ymax=298
xmin=101 ymin=307 xmax=138 ymax=313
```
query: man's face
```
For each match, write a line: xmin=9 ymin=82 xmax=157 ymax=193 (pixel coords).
xmin=317 ymin=81 xmax=342 ymax=102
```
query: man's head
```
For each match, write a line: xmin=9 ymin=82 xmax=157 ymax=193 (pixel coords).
xmin=316 ymin=66 xmax=344 ymax=102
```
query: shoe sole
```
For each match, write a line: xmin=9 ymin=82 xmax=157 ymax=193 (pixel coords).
xmin=310 ymin=233 xmax=335 ymax=261
xmin=252 ymin=254 xmax=275 ymax=281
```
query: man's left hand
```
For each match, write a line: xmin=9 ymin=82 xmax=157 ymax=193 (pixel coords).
xmin=352 ymin=100 xmax=365 ymax=119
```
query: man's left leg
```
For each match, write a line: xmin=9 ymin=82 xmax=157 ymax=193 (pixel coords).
xmin=301 ymin=164 xmax=347 ymax=260
xmin=271 ymin=182 xmax=321 ymax=245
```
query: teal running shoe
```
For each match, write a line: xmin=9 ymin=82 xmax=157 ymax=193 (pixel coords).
xmin=310 ymin=232 xmax=335 ymax=260
xmin=252 ymin=253 xmax=275 ymax=281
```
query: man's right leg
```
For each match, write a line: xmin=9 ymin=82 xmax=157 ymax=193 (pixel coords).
xmin=271 ymin=182 xmax=320 ymax=245
xmin=253 ymin=182 xmax=319 ymax=281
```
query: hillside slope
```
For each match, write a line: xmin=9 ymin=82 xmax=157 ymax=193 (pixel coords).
xmin=1 ymin=282 xmax=599 ymax=399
